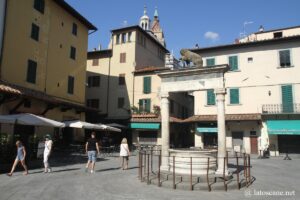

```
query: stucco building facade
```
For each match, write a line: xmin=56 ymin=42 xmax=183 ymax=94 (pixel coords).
xmin=0 ymin=0 xmax=97 ymax=160
xmin=187 ymin=25 xmax=300 ymax=155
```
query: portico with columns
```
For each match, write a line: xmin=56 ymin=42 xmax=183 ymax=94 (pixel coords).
xmin=158 ymin=65 xmax=229 ymax=174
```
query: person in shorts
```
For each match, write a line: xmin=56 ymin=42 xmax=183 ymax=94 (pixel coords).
xmin=120 ymin=138 xmax=130 ymax=170
xmin=7 ymin=140 xmax=28 ymax=176
xmin=85 ymin=132 xmax=100 ymax=173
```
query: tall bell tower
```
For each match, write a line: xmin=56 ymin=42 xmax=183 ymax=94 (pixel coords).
xmin=139 ymin=6 xmax=150 ymax=31
xmin=151 ymin=7 xmax=166 ymax=47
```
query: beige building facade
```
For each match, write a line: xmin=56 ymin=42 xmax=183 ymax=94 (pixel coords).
xmin=188 ymin=26 xmax=300 ymax=155
xmin=86 ymin=8 xmax=193 ymax=146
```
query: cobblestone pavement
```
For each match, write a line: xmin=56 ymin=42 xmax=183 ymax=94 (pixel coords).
xmin=0 ymin=155 xmax=299 ymax=200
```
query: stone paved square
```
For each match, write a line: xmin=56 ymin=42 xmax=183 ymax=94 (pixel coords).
xmin=0 ymin=155 xmax=299 ymax=200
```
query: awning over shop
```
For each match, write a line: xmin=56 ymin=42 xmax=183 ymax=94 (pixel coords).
xmin=130 ymin=123 xmax=160 ymax=130
xmin=267 ymin=120 xmax=300 ymax=135
xmin=197 ymin=127 xmax=218 ymax=133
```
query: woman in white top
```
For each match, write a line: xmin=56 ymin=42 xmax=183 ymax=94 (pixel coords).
xmin=120 ymin=138 xmax=130 ymax=170
xmin=44 ymin=134 xmax=53 ymax=173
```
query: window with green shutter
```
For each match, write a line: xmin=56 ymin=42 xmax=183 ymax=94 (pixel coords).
xmin=229 ymin=56 xmax=238 ymax=71
xmin=206 ymin=58 xmax=215 ymax=67
xmin=281 ymin=85 xmax=294 ymax=112
xmin=139 ymin=99 xmax=151 ymax=113
xmin=279 ymin=50 xmax=291 ymax=67
xmin=26 ymin=60 xmax=37 ymax=84
xmin=230 ymin=88 xmax=239 ymax=104
xmin=207 ymin=89 xmax=215 ymax=105
xmin=143 ymin=76 xmax=151 ymax=94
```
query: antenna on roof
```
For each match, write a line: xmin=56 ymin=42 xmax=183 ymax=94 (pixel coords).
xmin=242 ymin=21 xmax=254 ymax=38
xmin=122 ymin=20 xmax=128 ymax=27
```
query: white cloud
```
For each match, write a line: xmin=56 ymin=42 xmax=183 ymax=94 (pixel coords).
xmin=204 ymin=31 xmax=220 ymax=42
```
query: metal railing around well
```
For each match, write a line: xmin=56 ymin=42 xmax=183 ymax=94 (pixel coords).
xmin=138 ymin=150 xmax=252 ymax=191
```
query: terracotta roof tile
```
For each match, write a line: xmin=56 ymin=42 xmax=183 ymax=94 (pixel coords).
xmin=134 ymin=66 xmax=169 ymax=74
xmin=130 ymin=114 xmax=183 ymax=123
xmin=0 ymin=80 xmax=98 ymax=112
xmin=183 ymin=114 xmax=261 ymax=122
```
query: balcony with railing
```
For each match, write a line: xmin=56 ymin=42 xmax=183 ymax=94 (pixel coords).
xmin=262 ymin=104 xmax=300 ymax=114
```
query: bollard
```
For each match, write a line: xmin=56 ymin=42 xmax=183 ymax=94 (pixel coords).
xmin=140 ymin=152 xmax=143 ymax=182
xmin=144 ymin=151 xmax=146 ymax=174
xmin=150 ymin=147 xmax=153 ymax=173
xmin=223 ymin=157 xmax=227 ymax=191
xmin=206 ymin=157 xmax=211 ymax=192
xmin=247 ymin=155 xmax=251 ymax=186
xmin=236 ymin=156 xmax=240 ymax=190
xmin=147 ymin=154 xmax=150 ymax=184
xmin=190 ymin=157 xmax=193 ymax=191
xmin=138 ymin=151 xmax=141 ymax=180
xmin=158 ymin=154 xmax=161 ymax=187
xmin=243 ymin=153 xmax=247 ymax=178
xmin=173 ymin=156 xmax=175 ymax=189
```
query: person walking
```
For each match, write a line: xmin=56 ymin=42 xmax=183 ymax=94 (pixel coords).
xmin=120 ymin=138 xmax=130 ymax=170
xmin=7 ymin=140 xmax=28 ymax=176
xmin=43 ymin=134 xmax=53 ymax=173
xmin=85 ymin=132 xmax=100 ymax=173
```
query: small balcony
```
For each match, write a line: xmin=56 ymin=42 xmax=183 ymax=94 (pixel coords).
xmin=262 ymin=104 xmax=300 ymax=114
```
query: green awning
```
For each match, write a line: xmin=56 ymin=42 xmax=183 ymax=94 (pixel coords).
xmin=267 ymin=120 xmax=300 ymax=135
xmin=130 ymin=123 xmax=160 ymax=130
xmin=197 ymin=127 xmax=218 ymax=133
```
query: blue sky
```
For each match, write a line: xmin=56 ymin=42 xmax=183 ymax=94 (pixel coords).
xmin=66 ymin=0 xmax=300 ymax=57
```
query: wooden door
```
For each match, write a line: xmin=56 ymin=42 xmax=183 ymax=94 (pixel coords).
xmin=250 ymin=136 xmax=258 ymax=154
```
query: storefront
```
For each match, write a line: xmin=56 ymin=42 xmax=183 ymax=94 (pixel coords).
xmin=267 ymin=120 xmax=300 ymax=154
xmin=196 ymin=127 xmax=218 ymax=148
xmin=130 ymin=123 xmax=161 ymax=145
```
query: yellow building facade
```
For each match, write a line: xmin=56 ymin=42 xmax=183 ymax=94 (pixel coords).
xmin=0 ymin=0 xmax=97 ymax=159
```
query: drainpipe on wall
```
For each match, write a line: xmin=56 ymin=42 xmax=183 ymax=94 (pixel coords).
xmin=0 ymin=0 xmax=8 ymax=80
xmin=106 ymin=33 xmax=113 ymax=116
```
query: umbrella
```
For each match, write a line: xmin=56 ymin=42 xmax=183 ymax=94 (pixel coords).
xmin=105 ymin=123 xmax=127 ymax=129
xmin=63 ymin=120 xmax=105 ymax=130
xmin=97 ymin=124 xmax=121 ymax=132
xmin=0 ymin=113 xmax=65 ymax=127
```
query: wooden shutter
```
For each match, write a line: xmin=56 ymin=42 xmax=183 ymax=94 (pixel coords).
xmin=143 ymin=77 xmax=151 ymax=94
xmin=280 ymin=50 xmax=291 ymax=67
xmin=207 ymin=89 xmax=215 ymax=105
xmin=229 ymin=56 xmax=238 ymax=71
xmin=27 ymin=60 xmax=37 ymax=84
xmin=68 ymin=76 xmax=74 ymax=94
xmin=230 ymin=88 xmax=239 ymax=104
xmin=31 ymin=23 xmax=39 ymax=41
xmin=206 ymin=58 xmax=215 ymax=67
xmin=34 ymin=0 xmax=45 ymax=13
xmin=139 ymin=99 xmax=143 ymax=112
xmin=120 ymin=53 xmax=126 ymax=63
xmin=70 ymin=46 xmax=76 ymax=60
xmin=145 ymin=99 xmax=151 ymax=113
xmin=281 ymin=85 xmax=294 ymax=112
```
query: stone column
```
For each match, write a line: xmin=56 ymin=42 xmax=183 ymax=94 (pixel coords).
xmin=160 ymin=92 xmax=170 ymax=171
xmin=215 ymin=88 xmax=229 ymax=175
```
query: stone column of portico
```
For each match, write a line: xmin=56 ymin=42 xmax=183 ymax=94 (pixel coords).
xmin=215 ymin=88 xmax=229 ymax=175
xmin=160 ymin=92 xmax=170 ymax=171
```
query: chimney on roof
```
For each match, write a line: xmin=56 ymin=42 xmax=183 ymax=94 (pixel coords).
xmin=234 ymin=39 xmax=240 ymax=44
xmin=259 ymin=25 xmax=264 ymax=32
xmin=93 ymin=48 xmax=97 ymax=51
xmin=98 ymin=44 xmax=102 ymax=50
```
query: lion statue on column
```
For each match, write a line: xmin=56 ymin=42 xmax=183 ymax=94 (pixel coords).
xmin=180 ymin=49 xmax=203 ymax=68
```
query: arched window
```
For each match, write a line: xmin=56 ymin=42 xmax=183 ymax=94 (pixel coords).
xmin=141 ymin=23 xmax=144 ymax=29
